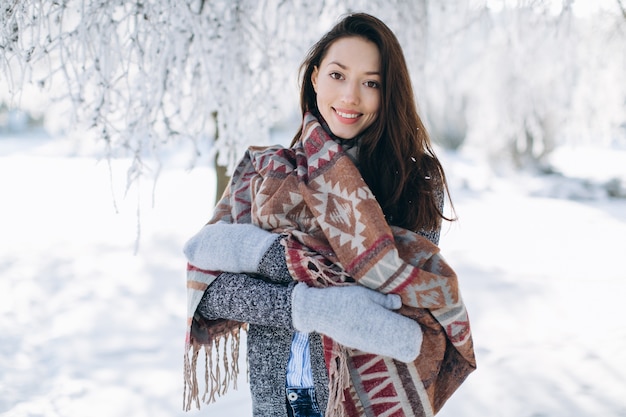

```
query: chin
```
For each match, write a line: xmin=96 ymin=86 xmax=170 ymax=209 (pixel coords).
xmin=331 ymin=126 xmax=360 ymax=140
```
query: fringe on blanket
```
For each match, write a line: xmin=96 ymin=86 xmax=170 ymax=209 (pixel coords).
xmin=325 ymin=343 xmax=351 ymax=417
xmin=183 ymin=323 xmax=245 ymax=411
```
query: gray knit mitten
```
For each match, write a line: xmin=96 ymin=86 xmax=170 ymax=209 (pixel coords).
xmin=291 ymin=283 xmax=422 ymax=363
xmin=183 ymin=222 xmax=279 ymax=273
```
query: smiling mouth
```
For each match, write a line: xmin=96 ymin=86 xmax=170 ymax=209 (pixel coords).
xmin=334 ymin=108 xmax=361 ymax=119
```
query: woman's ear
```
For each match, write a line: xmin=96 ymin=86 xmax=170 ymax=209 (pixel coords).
xmin=311 ymin=66 xmax=319 ymax=93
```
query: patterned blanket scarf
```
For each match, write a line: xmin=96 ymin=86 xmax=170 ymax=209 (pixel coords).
xmin=184 ymin=113 xmax=476 ymax=416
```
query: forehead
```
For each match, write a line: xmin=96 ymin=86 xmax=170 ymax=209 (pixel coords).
xmin=321 ymin=36 xmax=381 ymax=72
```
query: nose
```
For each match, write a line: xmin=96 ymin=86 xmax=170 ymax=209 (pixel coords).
xmin=340 ymin=80 xmax=360 ymax=105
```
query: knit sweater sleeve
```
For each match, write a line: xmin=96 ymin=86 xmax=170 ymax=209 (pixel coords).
xmin=195 ymin=237 xmax=295 ymax=329
xmin=416 ymin=182 xmax=445 ymax=246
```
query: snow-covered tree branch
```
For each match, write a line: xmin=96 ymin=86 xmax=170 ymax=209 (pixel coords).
xmin=1 ymin=0 xmax=307 ymax=176
xmin=616 ymin=0 xmax=626 ymax=20
xmin=423 ymin=0 xmax=626 ymax=172
xmin=0 ymin=1 xmax=427 ymax=174
xmin=1 ymin=0 xmax=625 ymax=183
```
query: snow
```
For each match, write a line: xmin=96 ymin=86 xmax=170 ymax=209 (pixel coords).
xmin=1 ymin=133 xmax=626 ymax=417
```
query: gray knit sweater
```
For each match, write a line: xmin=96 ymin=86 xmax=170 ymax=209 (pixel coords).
xmin=196 ymin=219 xmax=442 ymax=417
xmin=196 ymin=238 xmax=329 ymax=416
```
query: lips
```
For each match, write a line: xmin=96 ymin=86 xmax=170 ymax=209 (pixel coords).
xmin=333 ymin=108 xmax=362 ymax=124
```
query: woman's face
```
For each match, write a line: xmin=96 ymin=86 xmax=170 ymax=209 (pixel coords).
xmin=311 ymin=36 xmax=381 ymax=140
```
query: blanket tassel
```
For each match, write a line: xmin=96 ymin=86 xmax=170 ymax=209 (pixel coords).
xmin=326 ymin=345 xmax=350 ymax=417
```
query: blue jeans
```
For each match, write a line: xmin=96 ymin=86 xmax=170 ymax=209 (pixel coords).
xmin=286 ymin=387 xmax=323 ymax=417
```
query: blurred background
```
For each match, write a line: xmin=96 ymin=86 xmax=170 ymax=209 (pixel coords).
xmin=1 ymin=1 xmax=625 ymax=416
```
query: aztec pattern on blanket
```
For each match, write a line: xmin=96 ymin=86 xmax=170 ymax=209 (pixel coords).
xmin=184 ymin=112 xmax=476 ymax=416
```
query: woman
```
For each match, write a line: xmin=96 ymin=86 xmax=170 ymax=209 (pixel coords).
xmin=183 ymin=13 xmax=475 ymax=417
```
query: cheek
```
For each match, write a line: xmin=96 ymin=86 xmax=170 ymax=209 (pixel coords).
xmin=370 ymin=99 xmax=380 ymax=114
xmin=315 ymin=94 xmax=325 ymax=114
xmin=315 ymin=82 xmax=332 ymax=103
xmin=364 ymin=90 xmax=381 ymax=113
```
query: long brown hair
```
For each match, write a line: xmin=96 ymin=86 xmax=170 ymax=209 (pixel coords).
xmin=291 ymin=13 xmax=454 ymax=233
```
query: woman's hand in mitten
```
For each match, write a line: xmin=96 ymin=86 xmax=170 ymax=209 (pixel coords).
xmin=183 ymin=222 xmax=279 ymax=273
xmin=291 ymin=283 xmax=422 ymax=363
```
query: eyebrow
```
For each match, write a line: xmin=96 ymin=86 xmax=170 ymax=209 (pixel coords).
xmin=327 ymin=60 xmax=380 ymax=76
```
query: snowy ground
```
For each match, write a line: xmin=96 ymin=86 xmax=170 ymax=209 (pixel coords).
xmin=1 ymin=132 xmax=625 ymax=417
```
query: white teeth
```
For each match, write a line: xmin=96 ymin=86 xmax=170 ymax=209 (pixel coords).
xmin=336 ymin=110 xmax=359 ymax=119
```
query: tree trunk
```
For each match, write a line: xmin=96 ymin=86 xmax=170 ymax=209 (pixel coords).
xmin=214 ymin=154 xmax=229 ymax=205
xmin=212 ymin=110 xmax=230 ymax=205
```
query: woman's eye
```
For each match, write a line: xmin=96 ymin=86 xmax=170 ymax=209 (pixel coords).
xmin=329 ymin=72 xmax=343 ymax=80
xmin=365 ymin=80 xmax=380 ymax=89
